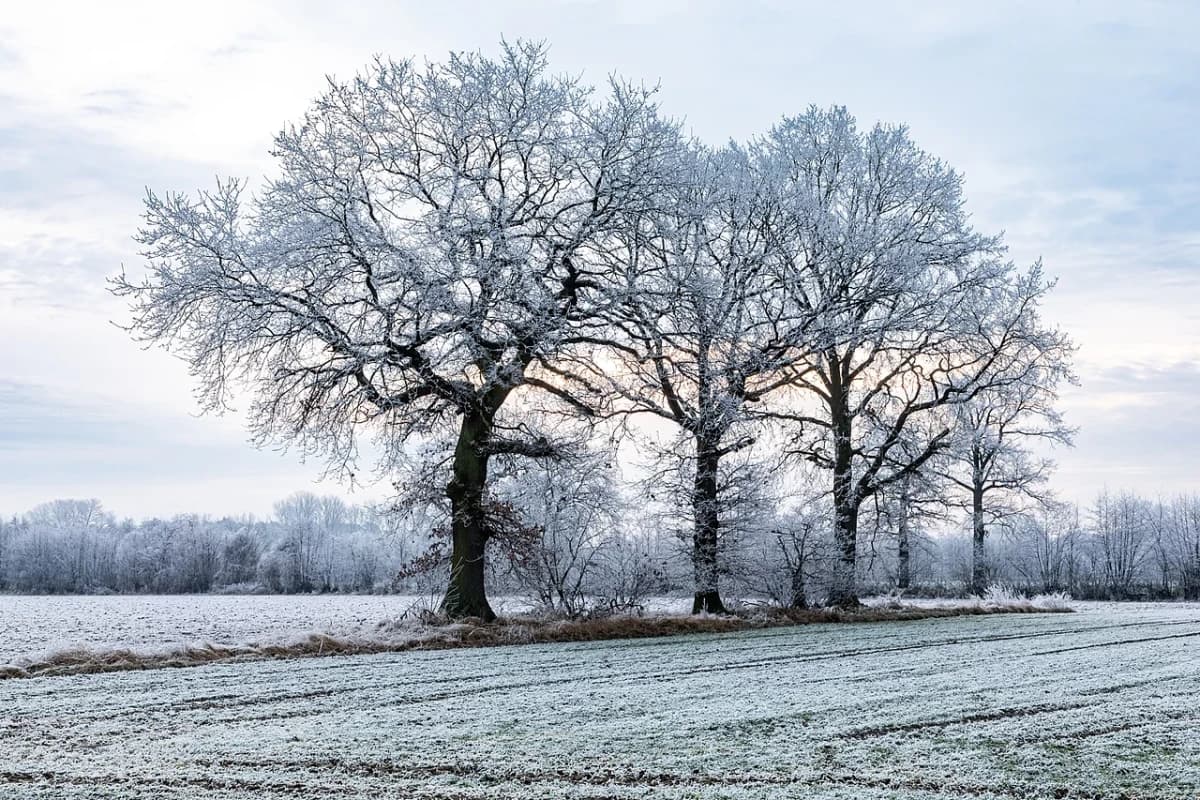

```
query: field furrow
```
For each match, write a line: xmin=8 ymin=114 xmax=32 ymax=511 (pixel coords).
xmin=3 ymin=604 xmax=1199 ymax=798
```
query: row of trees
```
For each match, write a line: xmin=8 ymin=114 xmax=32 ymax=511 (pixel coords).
xmin=0 ymin=496 xmax=406 ymax=595
xmin=4 ymin=489 xmax=1198 ymax=603
xmin=114 ymin=42 xmax=1074 ymax=619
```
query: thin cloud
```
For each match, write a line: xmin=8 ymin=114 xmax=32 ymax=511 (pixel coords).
xmin=0 ymin=2 xmax=1198 ymax=514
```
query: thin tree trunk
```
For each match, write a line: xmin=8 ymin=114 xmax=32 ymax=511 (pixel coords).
xmin=971 ymin=485 xmax=987 ymax=595
xmin=897 ymin=479 xmax=911 ymax=591
xmin=442 ymin=409 xmax=496 ymax=621
xmin=789 ymin=560 xmax=808 ymax=609
xmin=691 ymin=439 xmax=727 ymax=614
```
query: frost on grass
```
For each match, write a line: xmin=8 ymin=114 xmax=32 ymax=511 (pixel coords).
xmin=864 ymin=585 xmax=1075 ymax=613
xmin=0 ymin=592 xmax=1070 ymax=680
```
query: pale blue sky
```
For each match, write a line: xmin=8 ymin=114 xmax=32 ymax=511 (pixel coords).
xmin=1 ymin=0 xmax=1198 ymax=517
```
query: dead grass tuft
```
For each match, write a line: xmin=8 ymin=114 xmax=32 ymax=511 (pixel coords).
xmin=0 ymin=601 xmax=1070 ymax=681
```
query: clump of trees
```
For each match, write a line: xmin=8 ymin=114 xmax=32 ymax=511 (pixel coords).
xmin=0 ymin=496 xmax=404 ymax=595
xmin=109 ymin=41 xmax=1088 ymax=617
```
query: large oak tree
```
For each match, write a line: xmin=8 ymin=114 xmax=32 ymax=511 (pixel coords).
xmin=114 ymin=43 xmax=678 ymax=620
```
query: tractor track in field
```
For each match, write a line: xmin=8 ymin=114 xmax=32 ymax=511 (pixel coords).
xmin=261 ymin=616 xmax=1200 ymax=714
xmin=6 ymin=608 xmax=1200 ymax=800
xmin=4 ymin=759 xmax=1189 ymax=800
xmin=11 ymin=615 xmax=1198 ymax=730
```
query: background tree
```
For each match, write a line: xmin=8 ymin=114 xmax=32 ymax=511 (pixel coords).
xmin=760 ymin=106 xmax=1065 ymax=606
xmin=1093 ymin=490 xmax=1151 ymax=599
xmin=738 ymin=496 xmax=830 ymax=609
xmin=495 ymin=448 xmax=623 ymax=616
xmin=876 ymin=467 xmax=952 ymax=592
xmin=939 ymin=272 xmax=1076 ymax=593
xmin=114 ymin=42 xmax=679 ymax=620
xmin=595 ymin=144 xmax=811 ymax=613
xmin=1009 ymin=503 xmax=1083 ymax=594
xmin=1163 ymin=495 xmax=1200 ymax=599
xmin=216 ymin=529 xmax=261 ymax=587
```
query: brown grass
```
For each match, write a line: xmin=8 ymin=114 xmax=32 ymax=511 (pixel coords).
xmin=0 ymin=603 xmax=1070 ymax=681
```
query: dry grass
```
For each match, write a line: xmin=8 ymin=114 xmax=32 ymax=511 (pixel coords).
xmin=0 ymin=600 xmax=1071 ymax=681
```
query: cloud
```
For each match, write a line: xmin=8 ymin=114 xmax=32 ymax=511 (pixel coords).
xmin=207 ymin=31 xmax=275 ymax=60
xmin=0 ymin=0 xmax=1198 ymax=516
xmin=0 ymin=98 xmax=225 ymax=313
xmin=80 ymin=87 xmax=179 ymax=118
xmin=0 ymin=97 xmax=202 ymax=212
xmin=1055 ymin=361 xmax=1200 ymax=498
xmin=0 ymin=379 xmax=365 ymax=518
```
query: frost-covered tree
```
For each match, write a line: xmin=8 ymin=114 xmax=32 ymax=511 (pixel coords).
xmin=1093 ymin=490 xmax=1151 ymax=599
xmin=595 ymin=144 xmax=812 ymax=613
xmin=495 ymin=448 xmax=623 ymax=616
xmin=1161 ymin=495 xmax=1200 ymax=599
xmin=1009 ymin=503 xmax=1083 ymax=594
xmin=875 ymin=468 xmax=951 ymax=592
xmin=738 ymin=497 xmax=830 ymax=609
xmin=939 ymin=291 xmax=1076 ymax=593
xmin=760 ymin=106 xmax=1067 ymax=606
xmin=21 ymin=499 xmax=115 ymax=592
xmin=216 ymin=528 xmax=260 ymax=587
xmin=114 ymin=43 xmax=679 ymax=620
xmin=269 ymin=492 xmax=351 ymax=592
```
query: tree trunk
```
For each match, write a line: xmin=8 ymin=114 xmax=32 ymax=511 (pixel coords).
xmin=691 ymin=439 xmax=727 ymax=614
xmin=971 ymin=485 xmax=987 ymax=595
xmin=789 ymin=560 xmax=808 ymax=609
xmin=828 ymin=501 xmax=860 ymax=607
xmin=442 ymin=409 xmax=497 ymax=621
xmin=827 ymin=366 xmax=860 ymax=608
xmin=897 ymin=479 xmax=911 ymax=591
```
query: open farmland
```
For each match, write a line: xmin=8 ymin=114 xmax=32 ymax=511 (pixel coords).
xmin=4 ymin=603 xmax=1199 ymax=799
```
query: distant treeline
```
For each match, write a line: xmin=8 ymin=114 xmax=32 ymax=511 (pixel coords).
xmin=1 ymin=489 xmax=1198 ymax=605
xmin=0 ymin=496 xmax=413 ymax=596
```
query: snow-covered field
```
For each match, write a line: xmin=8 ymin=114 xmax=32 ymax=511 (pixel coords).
xmin=0 ymin=593 xmax=1069 ymax=666
xmin=0 ymin=594 xmax=436 ymax=662
xmin=0 ymin=594 xmax=697 ymax=665
xmin=3 ymin=602 xmax=1199 ymax=798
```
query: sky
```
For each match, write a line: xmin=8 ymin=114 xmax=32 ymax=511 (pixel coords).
xmin=1 ymin=0 xmax=1198 ymax=519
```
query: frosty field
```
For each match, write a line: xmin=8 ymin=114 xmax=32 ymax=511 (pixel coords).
xmin=0 ymin=594 xmax=688 ymax=666
xmin=0 ymin=594 xmax=444 ymax=662
xmin=3 ymin=603 xmax=1199 ymax=799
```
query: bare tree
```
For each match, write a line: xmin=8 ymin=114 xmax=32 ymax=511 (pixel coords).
xmin=859 ymin=460 xmax=956 ymax=594
xmin=216 ymin=528 xmax=260 ymax=587
xmin=1163 ymin=495 xmax=1200 ymax=599
xmin=1009 ymin=503 xmax=1083 ymax=594
xmin=114 ymin=42 xmax=679 ymax=620
xmin=23 ymin=499 xmax=114 ymax=592
xmin=496 ymin=448 xmax=622 ymax=616
xmin=755 ymin=503 xmax=829 ymax=608
xmin=594 ymin=144 xmax=811 ymax=613
xmin=594 ymin=525 xmax=672 ymax=612
xmin=759 ymin=106 xmax=1065 ymax=606
xmin=269 ymin=493 xmax=351 ymax=592
xmin=1093 ymin=490 xmax=1151 ymax=599
xmin=939 ymin=283 xmax=1076 ymax=593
